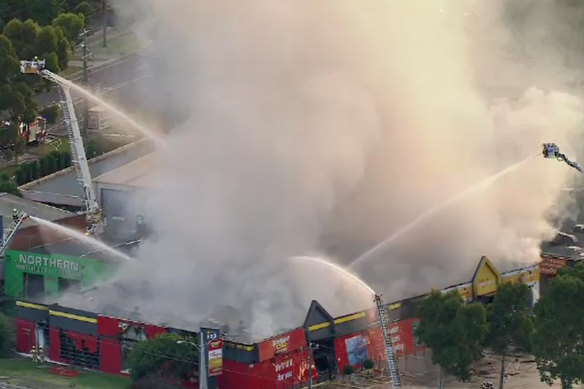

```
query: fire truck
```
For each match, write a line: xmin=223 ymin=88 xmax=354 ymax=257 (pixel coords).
xmin=1 ymin=117 xmax=47 ymax=147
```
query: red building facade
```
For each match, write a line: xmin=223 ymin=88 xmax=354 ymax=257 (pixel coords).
xmin=15 ymin=299 xmax=421 ymax=388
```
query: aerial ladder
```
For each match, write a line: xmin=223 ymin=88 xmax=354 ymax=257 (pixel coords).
xmin=19 ymin=59 xmax=104 ymax=236
xmin=374 ymin=294 xmax=401 ymax=388
xmin=0 ymin=210 xmax=29 ymax=257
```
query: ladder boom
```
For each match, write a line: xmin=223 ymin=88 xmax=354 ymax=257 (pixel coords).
xmin=19 ymin=60 xmax=104 ymax=235
xmin=0 ymin=212 xmax=28 ymax=257
xmin=375 ymin=294 xmax=401 ymax=387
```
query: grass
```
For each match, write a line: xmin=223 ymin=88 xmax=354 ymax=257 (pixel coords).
xmin=84 ymin=30 xmax=144 ymax=61
xmin=59 ymin=65 xmax=83 ymax=79
xmin=0 ymin=357 xmax=130 ymax=388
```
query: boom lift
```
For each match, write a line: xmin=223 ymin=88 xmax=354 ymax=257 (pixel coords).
xmin=19 ymin=59 xmax=104 ymax=236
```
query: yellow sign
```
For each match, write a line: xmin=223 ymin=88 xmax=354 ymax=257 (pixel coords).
xmin=472 ymin=256 xmax=501 ymax=297
xmin=502 ymin=265 xmax=539 ymax=285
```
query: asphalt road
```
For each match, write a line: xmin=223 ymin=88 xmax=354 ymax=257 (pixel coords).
xmin=34 ymin=52 xmax=155 ymax=137
xmin=35 ymin=52 xmax=150 ymax=110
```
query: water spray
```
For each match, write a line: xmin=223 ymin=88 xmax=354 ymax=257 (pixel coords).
xmin=30 ymin=216 xmax=134 ymax=262
xmin=349 ymin=154 xmax=538 ymax=269
xmin=289 ymin=255 xmax=400 ymax=386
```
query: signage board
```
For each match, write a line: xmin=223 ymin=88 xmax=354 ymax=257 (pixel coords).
xmin=11 ymin=251 xmax=82 ymax=279
xmin=539 ymin=256 xmax=568 ymax=276
xmin=201 ymin=327 xmax=222 ymax=378
xmin=208 ymin=339 xmax=223 ymax=377
xmin=258 ymin=328 xmax=306 ymax=362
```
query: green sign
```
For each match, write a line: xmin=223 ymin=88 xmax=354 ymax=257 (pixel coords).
xmin=13 ymin=252 xmax=82 ymax=279
xmin=4 ymin=250 xmax=120 ymax=299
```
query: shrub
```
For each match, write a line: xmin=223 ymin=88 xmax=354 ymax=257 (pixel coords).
xmin=363 ymin=359 xmax=374 ymax=370
xmin=343 ymin=364 xmax=355 ymax=375
xmin=39 ymin=105 xmax=62 ymax=125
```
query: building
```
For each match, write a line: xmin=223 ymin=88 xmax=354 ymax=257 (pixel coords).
xmin=4 ymin=250 xmax=120 ymax=301
xmin=18 ymin=138 xmax=155 ymax=209
xmin=92 ymin=152 xmax=157 ymax=234
xmin=14 ymin=255 xmax=549 ymax=388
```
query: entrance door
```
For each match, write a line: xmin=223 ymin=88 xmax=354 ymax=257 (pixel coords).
xmin=313 ymin=338 xmax=337 ymax=380
xmin=24 ymin=274 xmax=45 ymax=300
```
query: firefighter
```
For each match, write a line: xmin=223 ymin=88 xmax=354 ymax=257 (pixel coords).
xmin=38 ymin=345 xmax=45 ymax=363
xmin=31 ymin=345 xmax=37 ymax=363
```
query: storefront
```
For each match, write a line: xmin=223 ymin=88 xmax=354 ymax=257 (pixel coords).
xmin=220 ymin=328 xmax=316 ymax=389
xmin=4 ymin=250 xmax=119 ymax=301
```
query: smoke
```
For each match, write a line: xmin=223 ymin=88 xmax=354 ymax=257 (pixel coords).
xmin=77 ymin=0 xmax=584 ymax=335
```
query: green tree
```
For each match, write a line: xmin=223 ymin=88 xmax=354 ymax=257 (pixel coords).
xmin=55 ymin=27 xmax=69 ymax=70
xmin=37 ymin=25 xmax=58 ymax=54
xmin=39 ymin=104 xmax=61 ymax=124
xmin=0 ymin=35 xmax=19 ymax=83
xmin=128 ymin=333 xmax=197 ymax=384
xmin=533 ymin=263 xmax=584 ymax=389
xmin=72 ymin=2 xmax=95 ymax=19
xmin=43 ymin=51 xmax=60 ymax=73
xmin=23 ymin=0 xmax=64 ymax=26
xmin=52 ymin=13 xmax=84 ymax=48
xmin=416 ymin=290 xmax=488 ymax=388
xmin=486 ymin=282 xmax=533 ymax=389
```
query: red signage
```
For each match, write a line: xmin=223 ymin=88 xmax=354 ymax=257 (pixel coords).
xmin=540 ymin=256 xmax=568 ymax=276
xmin=258 ymin=328 xmax=306 ymax=362
xmin=208 ymin=339 xmax=223 ymax=377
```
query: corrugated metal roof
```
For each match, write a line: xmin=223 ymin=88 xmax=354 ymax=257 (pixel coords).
xmin=19 ymin=138 xmax=155 ymax=199
xmin=93 ymin=152 xmax=157 ymax=188
xmin=0 ymin=193 xmax=73 ymax=226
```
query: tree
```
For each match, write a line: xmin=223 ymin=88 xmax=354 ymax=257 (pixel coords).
xmin=39 ymin=104 xmax=61 ymax=124
xmin=486 ymin=282 xmax=533 ymax=389
xmin=23 ymin=0 xmax=64 ymax=26
xmin=416 ymin=290 xmax=488 ymax=388
xmin=37 ymin=25 xmax=58 ymax=54
xmin=128 ymin=333 xmax=197 ymax=384
xmin=0 ymin=34 xmax=19 ymax=83
xmin=13 ymin=135 xmax=25 ymax=165
xmin=533 ymin=263 xmax=584 ymax=389
xmin=52 ymin=13 xmax=84 ymax=48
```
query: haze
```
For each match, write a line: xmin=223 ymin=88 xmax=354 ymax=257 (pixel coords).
xmin=61 ymin=0 xmax=584 ymax=337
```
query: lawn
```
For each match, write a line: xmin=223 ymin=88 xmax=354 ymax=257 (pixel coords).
xmin=0 ymin=357 xmax=130 ymax=388
xmin=84 ymin=30 xmax=145 ymax=61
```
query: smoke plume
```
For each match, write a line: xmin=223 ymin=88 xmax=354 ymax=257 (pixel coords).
xmin=77 ymin=0 xmax=584 ymax=335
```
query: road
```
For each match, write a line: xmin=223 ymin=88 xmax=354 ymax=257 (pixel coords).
xmin=35 ymin=52 xmax=155 ymax=137
xmin=35 ymin=52 xmax=149 ymax=108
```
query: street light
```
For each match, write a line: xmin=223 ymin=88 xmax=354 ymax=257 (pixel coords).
xmin=177 ymin=339 xmax=203 ymax=389
xmin=176 ymin=340 xmax=199 ymax=349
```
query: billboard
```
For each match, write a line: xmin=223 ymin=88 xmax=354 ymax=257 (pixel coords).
xmin=202 ymin=328 xmax=223 ymax=377
xmin=258 ymin=328 xmax=306 ymax=362
xmin=208 ymin=339 xmax=223 ymax=377
xmin=539 ymin=256 xmax=568 ymax=276
xmin=345 ymin=334 xmax=370 ymax=366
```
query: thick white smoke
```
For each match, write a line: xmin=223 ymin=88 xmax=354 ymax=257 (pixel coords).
xmin=74 ymin=0 xmax=584 ymax=335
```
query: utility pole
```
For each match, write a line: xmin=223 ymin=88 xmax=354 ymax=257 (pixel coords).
xmin=307 ymin=342 xmax=314 ymax=388
xmin=199 ymin=331 xmax=207 ymax=389
xmin=102 ymin=0 xmax=107 ymax=48
xmin=80 ymin=29 xmax=90 ymax=144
